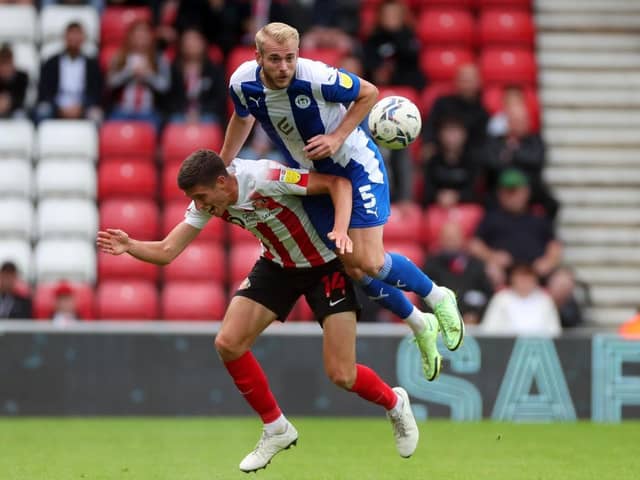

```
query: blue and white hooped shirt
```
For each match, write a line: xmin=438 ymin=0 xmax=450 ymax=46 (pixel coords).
xmin=229 ymin=58 xmax=385 ymax=185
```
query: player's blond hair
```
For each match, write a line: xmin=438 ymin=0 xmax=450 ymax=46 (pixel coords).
xmin=255 ymin=22 xmax=300 ymax=54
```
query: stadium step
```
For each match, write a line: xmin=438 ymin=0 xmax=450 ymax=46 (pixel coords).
xmin=545 ymin=167 xmax=640 ymax=186
xmin=547 ymin=148 xmax=640 ymax=167
xmin=558 ymin=207 xmax=640 ymax=226
xmin=538 ymin=51 xmax=640 ymax=70
xmin=544 ymin=109 xmax=640 ymax=129
xmin=555 ymin=187 xmax=640 ymax=207
xmin=589 ymin=286 xmax=640 ymax=308
xmin=564 ymin=246 xmax=640 ymax=266
xmin=542 ymin=89 xmax=640 ymax=109
xmin=544 ymin=128 xmax=640 ymax=147
xmin=535 ymin=13 xmax=640 ymax=32
xmin=538 ymin=33 xmax=640 ymax=52
xmin=537 ymin=0 xmax=640 ymax=14
xmin=558 ymin=226 xmax=640 ymax=246
xmin=575 ymin=266 xmax=640 ymax=286
xmin=540 ymin=71 xmax=640 ymax=89
xmin=585 ymin=307 xmax=635 ymax=326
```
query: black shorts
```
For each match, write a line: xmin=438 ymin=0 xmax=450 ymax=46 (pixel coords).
xmin=234 ymin=257 xmax=361 ymax=325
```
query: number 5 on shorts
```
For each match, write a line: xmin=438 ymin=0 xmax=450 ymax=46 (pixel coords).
xmin=359 ymin=184 xmax=376 ymax=211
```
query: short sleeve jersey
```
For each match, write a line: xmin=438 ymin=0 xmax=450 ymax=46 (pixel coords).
xmin=184 ymin=159 xmax=337 ymax=268
xmin=229 ymin=58 xmax=385 ymax=184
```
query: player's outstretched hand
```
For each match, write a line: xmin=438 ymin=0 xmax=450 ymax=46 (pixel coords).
xmin=328 ymin=231 xmax=353 ymax=255
xmin=96 ymin=229 xmax=130 ymax=256
xmin=303 ymin=133 xmax=342 ymax=160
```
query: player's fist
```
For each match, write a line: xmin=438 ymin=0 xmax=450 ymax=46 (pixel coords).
xmin=96 ymin=228 xmax=130 ymax=256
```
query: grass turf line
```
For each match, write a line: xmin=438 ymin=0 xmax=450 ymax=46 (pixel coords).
xmin=1 ymin=418 xmax=638 ymax=480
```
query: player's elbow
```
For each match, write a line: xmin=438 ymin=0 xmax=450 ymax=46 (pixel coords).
xmin=158 ymin=244 xmax=178 ymax=265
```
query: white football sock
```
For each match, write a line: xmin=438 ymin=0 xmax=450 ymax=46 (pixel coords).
xmin=424 ymin=284 xmax=447 ymax=308
xmin=264 ymin=414 xmax=288 ymax=435
xmin=404 ymin=306 xmax=427 ymax=335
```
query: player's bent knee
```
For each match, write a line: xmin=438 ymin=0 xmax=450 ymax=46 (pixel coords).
xmin=214 ymin=333 xmax=248 ymax=362
xmin=326 ymin=365 xmax=357 ymax=390
xmin=358 ymin=256 xmax=385 ymax=278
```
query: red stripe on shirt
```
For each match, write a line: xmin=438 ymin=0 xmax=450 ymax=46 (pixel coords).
xmin=272 ymin=200 xmax=325 ymax=267
xmin=254 ymin=223 xmax=296 ymax=267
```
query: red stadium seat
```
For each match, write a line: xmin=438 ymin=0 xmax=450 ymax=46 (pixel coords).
xmin=480 ymin=48 xmax=537 ymax=86
xmin=417 ymin=9 xmax=475 ymax=47
xmin=384 ymin=203 xmax=423 ymax=242
xmin=33 ymin=282 xmax=95 ymax=320
xmin=96 ymin=280 xmax=159 ymax=320
xmin=99 ymin=44 xmax=119 ymax=72
xmin=162 ymin=200 xmax=225 ymax=243
xmin=420 ymin=0 xmax=474 ymax=6
xmin=162 ymin=281 xmax=226 ymax=321
xmin=98 ymin=250 xmax=160 ymax=282
xmin=419 ymin=47 xmax=474 ymax=83
xmin=421 ymin=204 xmax=484 ymax=250
xmin=476 ymin=0 xmax=532 ymax=10
xmin=300 ymin=48 xmax=344 ymax=67
xmin=386 ymin=241 xmax=426 ymax=268
xmin=420 ymin=82 xmax=455 ymax=115
xmin=100 ymin=198 xmax=159 ymax=240
xmin=228 ymin=222 xmax=258 ymax=245
xmin=100 ymin=7 xmax=153 ymax=48
xmin=163 ymin=242 xmax=225 ymax=283
xmin=162 ymin=161 xmax=183 ymax=201
xmin=226 ymin=46 xmax=254 ymax=81
xmin=482 ymin=84 xmax=541 ymax=132
xmin=229 ymin=243 xmax=262 ymax=283
xmin=164 ymin=44 xmax=223 ymax=65
xmin=161 ymin=123 xmax=224 ymax=164
xmin=100 ymin=121 xmax=156 ymax=161
xmin=98 ymin=160 xmax=157 ymax=200
xmin=359 ymin=5 xmax=377 ymax=39
xmin=478 ymin=9 xmax=535 ymax=47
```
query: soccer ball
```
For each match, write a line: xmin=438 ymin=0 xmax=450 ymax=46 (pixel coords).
xmin=368 ymin=96 xmax=422 ymax=150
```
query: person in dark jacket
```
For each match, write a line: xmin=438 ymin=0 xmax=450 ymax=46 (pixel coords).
xmin=0 ymin=44 xmax=28 ymax=119
xmin=36 ymin=22 xmax=102 ymax=122
xmin=166 ymin=28 xmax=226 ymax=124
xmin=0 ymin=261 xmax=32 ymax=320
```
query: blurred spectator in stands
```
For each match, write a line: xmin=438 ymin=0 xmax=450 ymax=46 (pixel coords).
xmin=300 ymin=1 xmax=359 ymax=53
xmin=239 ymin=124 xmax=285 ymax=162
xmin=36 ymin=23 xmax=102 ymax=123
xmin=546 ymin=266 xmax=584 ymax=328
xmin=422 ymin=115 xmax=481 ymax=208
xmin=0 ymin=0 xmax=34 ymax=4
xmin=0 ymin=44 xmax=28 ymax=119
xmin=619 ymin=308 xmax=640 ymax=338
xmin=166 ymin=28 xmax=225 ymax=124
xmin=469 ymin=169 xmax=562 ymax=288
xmin=422 ymin=64 xmax=488 ymax=162
xmin=423 ymin=221 xmax=493 ymax=325
xmin=106 ymin=20 xmax=170 ymax=130
xmin=51 ymin=281 xmax=79 ymax=326
xmin=483 ymin=99 xmax=558 ymax=219
xmin=488 ymin=84 xmax=526 ymax=138
xmin=0 ymin=261 xmax=31 ymax=319
xmin=363 ymin=0 xmax=425 ymax=91
xmin=481 ymin=263 xmax=561 ymax=337
xmin=172 ymin=0 xmax=251 ymax=54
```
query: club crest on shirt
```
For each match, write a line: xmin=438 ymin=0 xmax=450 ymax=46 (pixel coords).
xmin=295 ymin=94 xmax=311 ymax=109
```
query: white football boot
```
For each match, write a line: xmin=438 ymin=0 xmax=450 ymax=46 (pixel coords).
xmin=386 ymin=387 xmax=419 ymax=458
xmin=239 ymin=422 xmax=298 ymax=473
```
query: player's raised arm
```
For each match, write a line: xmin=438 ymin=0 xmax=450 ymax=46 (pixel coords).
xmin=304 ymin=77 xmax=379 ymax=161
xmin=306 ymin=173 xmax=353 ymax=254
xmin=96 ymin=222 xmax=200 ymax=265
xmin=219 ymin=111 xmax=255 ymax=166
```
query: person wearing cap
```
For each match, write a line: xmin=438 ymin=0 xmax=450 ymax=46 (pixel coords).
xmin=51 ymin=281 xmax=79 ymax=325
xmin=468 ymin=168 xmax=563 ymax=288
xmin=0 ymin=261 xmax=32 ymax=319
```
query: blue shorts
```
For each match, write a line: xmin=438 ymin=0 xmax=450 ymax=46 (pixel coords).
xmin=303 ymin=144 xmax=391 ymax=249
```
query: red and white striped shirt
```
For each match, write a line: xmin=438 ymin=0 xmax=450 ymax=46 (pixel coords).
xmin=184 ymin=159 xmax=336 ymax=268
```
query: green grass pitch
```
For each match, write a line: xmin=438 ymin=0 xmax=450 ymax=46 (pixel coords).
xmin=1 ymin=418 xmax=638 ymax=480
